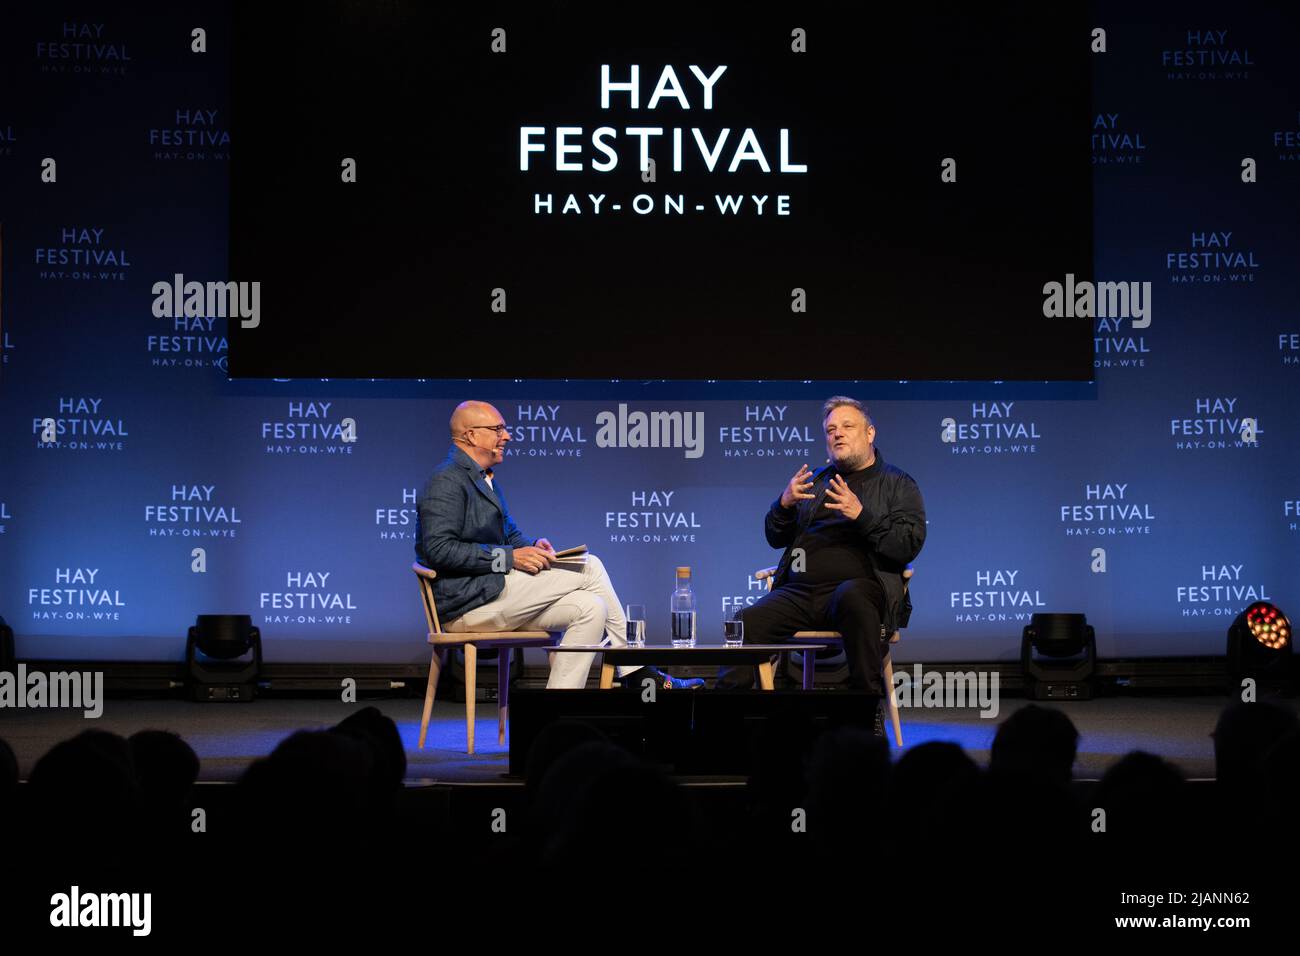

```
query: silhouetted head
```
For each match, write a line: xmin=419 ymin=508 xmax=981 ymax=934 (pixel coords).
xmin=890 ymin=740 xmax=980 ymax=820
xmin=531 ymin=740 xmax=634 ymax=844
xmin=1092 ymin=750 xmax=1186 ymax=844
xmin=129 ymin=729 xmax=200 ymax=810
xmin=990 ymin=704 xmax=1080 ymax=788
xmin=334 ymin=705 xmax=407 ymax=796
xmin=238 ymin=729 xmax=373 ymax=849
xmin=523 ymin=719 xmax=609 ymax=808
xmin=1213 ymin=700 xmax=1299 ymax=790
xmin=29 ymin=730 xmax=141 ymax=848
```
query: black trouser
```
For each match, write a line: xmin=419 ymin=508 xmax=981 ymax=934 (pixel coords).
xmin=715 ymin=577 xmax=889 ymax=694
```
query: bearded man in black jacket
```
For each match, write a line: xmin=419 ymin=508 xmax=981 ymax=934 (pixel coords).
xmin=714 ymin=397 xmax=927 ymax=716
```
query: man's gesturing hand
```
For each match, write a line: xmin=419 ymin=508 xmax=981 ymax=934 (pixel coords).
xmin=513 ymin=545 xmax=553 ymax=574
xmin=823 ymin=474 xmax=863 ymax=521
xmin=780 ymin=464 xmax=816 ymax=509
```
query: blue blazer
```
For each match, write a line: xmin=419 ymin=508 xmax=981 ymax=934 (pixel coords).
xmin=415 ymin=445 xmax=534 ymax=623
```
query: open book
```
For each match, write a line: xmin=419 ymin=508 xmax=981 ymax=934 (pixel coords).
xmin=550 ymin=544 xmax=588 ymax=570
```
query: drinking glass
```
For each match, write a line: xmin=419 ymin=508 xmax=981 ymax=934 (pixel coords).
xmin=625 ymin=604 xmax=646 ymax=647
xmin=723 ymin=610 xmax=744 ymax=647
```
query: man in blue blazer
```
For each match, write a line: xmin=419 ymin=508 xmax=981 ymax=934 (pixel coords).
xmin=416 ymin=400 xmax=700 ymax=689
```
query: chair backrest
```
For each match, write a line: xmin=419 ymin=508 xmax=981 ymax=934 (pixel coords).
xmin=411 ymin=562 xmax=444 ymax=635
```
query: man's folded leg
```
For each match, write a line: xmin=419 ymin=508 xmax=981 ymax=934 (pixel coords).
xmin=448 ymin=561 xmax=697 ymax=689
xmin=445 ymin=568 xmax=611 ymax=688
xmin=530 ymin=591 xmax=609 ymax=689
xmin=574 ymin=554 xmax=635 ymax=680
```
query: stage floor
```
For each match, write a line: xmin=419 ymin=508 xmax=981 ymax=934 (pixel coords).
xmin=3 ymin=692 xmax=1280 ymax=784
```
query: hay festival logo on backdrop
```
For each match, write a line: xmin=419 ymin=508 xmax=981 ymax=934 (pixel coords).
xmin=1169 ymin=397 xmax=1262 ymax=450
xmin=503 ymin=404 xmax=588 ymax=458
xmin=1091 ymin=112 xmax=1146 ymax=166
xmin=28 ymin=567 xmax=127 ymax=624
xmin=1166 ymin=230 xmax=1259 ymax=285
xmin=32 ymin=397 xmax=128 ymax=452
xmin=148 ymin=107 xmax=230 ymax=162
xmin=375 ymin=488 xmax=418 ymax=543
xmin=1278 ymin=331 xmax=1299 ymax=366
xmin=520 ymin=64 xmax=807 ymax=218
xmin=950 ymin=568 xmax=1048 ymax=626
xmin=1176 ymin=562 xmax=1271 ymax=617
xmin=34 ymin=19 xmax=132 ymax=76
xmin=259 ymin=570 xmax=358 ymax=628
xmin=1161 ymin=29 xmax=1254 ymax=81
xmin=603 ymin=487 xmax=703 ymax=546
xmin=35 ymin=226 xmax=130 ymax=282
xmin=717 ymin=403 xmax=817 ymax=458
xmin=144 ymin=483 xmax=242 ymax=539
xmin=147 ymin=307 xmax=228 ymax=372
xmin=261 ymin=401 xmax=358 ymax=456
xmin=1059 ymin=482 xmax=1155 ymax=537
xmin=938 ymin=403 xmax=1042 ymax=457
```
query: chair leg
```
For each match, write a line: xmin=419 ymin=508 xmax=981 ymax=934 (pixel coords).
xmin=883 ymin=653 xmax=903 ymax=746
xmin=801 ymin=649 xmax=814 ymax=690
xmin=418 ymin=646 xmax=445 ymax=750
xmin=599 ymin=658 xmax=615 ymax=689
xmin=464 ymin=644 xmax=477 ymax=755
xmin=497 ymin=648 xmax=510 ymax=746
xmin=757 ymin=659 xmax=775 ymax=690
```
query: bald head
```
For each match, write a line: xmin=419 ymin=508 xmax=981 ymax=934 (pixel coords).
xmin=449 ymin=400 xmax=502 ymax=439
xmin=450 ymin=400 xmax=511 ymax=469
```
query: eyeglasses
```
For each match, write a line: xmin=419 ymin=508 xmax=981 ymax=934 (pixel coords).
xmin=468 ymin=424 xmax=509 ymax=436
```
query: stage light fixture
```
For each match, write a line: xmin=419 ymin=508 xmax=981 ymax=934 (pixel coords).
xmin=186 ymin=614 xmax=262 ymax=702
xmin=1227 ymin=602 xmax=1292 ymax=692
xmin=1020 ymin=613 xmax=1097 ymax=700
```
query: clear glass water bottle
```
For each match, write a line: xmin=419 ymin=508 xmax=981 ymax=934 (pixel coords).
xmin=670 ymin=566 xmax=697 ymax=647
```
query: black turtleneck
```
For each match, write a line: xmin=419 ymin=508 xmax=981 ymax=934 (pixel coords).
xmin=787 ymin=454 xmax=884 ymax=586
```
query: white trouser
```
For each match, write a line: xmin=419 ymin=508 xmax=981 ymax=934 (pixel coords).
xmin=443 ymin=553 xmax=639 ymax=689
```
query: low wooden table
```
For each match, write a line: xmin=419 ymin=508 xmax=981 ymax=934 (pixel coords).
xmin=547 ymin=643 xmax=827 ymax=690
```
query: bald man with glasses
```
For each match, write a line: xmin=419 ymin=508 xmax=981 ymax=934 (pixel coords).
xmin=415 ymin=401 xmax=701 ymax=690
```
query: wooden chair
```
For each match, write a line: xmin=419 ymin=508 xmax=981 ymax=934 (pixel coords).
xmin=412 ymin=562 xmax=555 ymax=754
xmin=753 ymin=564 xmax=913 ymax=747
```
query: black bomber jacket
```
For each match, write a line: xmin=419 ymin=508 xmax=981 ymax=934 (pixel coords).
xmin=765 ymin=447 xmax=927 ymax=635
